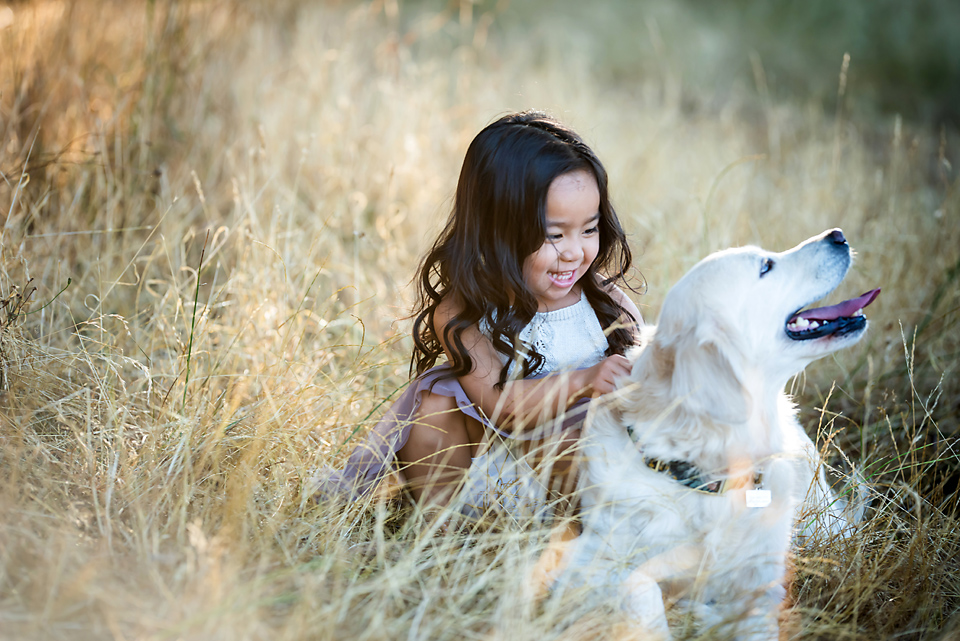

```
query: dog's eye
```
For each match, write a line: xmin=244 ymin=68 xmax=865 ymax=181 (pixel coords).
xmin=759 ymin=257 xmax=774 ymax=277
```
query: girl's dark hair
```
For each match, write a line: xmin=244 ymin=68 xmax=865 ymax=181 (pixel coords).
xmin=411 ymin=110 xmax=637 ymax=388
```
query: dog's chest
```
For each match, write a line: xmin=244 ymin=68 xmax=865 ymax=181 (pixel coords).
xmin=578 ymin=429 xmax=796 ymax=564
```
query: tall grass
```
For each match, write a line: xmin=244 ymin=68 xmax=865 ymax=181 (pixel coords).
xmin=1 ymin=1 xmax=958 ymax=639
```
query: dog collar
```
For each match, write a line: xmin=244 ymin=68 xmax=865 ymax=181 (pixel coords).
xmin=626 ymin=425 xmax=764 ymax=496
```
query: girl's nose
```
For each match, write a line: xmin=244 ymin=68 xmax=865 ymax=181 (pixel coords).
xmin=559 ymin=239 xmax=584 ymax=262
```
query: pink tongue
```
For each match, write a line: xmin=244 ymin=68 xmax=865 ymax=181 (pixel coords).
xmin=795 ymin=288 xmax=881 ymax=321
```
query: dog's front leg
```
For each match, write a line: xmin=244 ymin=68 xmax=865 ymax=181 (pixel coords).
xmin=621 ymin=570 xmax=671 ymax=639
xmin=734 ymin=596 xmax=783 ymax=641
xmin=620 ymin=542 xmax=703 ymax=637
xmin=701 ymin=582 xmax=784 ymax=641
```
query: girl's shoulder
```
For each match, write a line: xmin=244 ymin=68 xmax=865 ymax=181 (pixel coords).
xmin=597 ymin=278 xmax=644 ymax=327
xmin=433 ymin=294 xmax=491 ymax=342
xmin=434 ymin=294 xmax=459 ymax=328
xmin=434 ymin=294 xmax=471 ymax=338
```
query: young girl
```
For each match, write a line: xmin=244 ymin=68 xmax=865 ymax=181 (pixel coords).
xmin=320 ymin=111 xmax=642 ymax=518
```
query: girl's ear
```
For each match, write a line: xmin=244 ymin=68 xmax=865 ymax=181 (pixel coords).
xmin=658 ymin=315 xmax=751 ymax=424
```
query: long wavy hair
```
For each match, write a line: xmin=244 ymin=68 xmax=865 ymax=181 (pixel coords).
xmin=411 ymin=111 xmax=638 ymax=388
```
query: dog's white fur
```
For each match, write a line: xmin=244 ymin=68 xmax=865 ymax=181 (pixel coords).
xmin=559 ymin=230 xmax=868 ymax=640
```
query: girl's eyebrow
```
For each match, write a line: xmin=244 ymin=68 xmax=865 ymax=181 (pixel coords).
xmin=545 ymin=213 xmax=601 ymax=228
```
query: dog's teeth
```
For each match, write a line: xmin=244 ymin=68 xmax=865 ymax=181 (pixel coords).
xmin=853 ymin=308 xmax=863 ymax=316
xmin=808 ymin=321 xmax=819 ymax=329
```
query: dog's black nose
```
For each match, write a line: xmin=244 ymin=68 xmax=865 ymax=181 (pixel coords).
xmin=828 ymin=229 xmax=847 ymax=245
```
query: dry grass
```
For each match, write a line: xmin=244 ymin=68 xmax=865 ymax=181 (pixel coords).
xmin=1 ymin=1 xmax=958 ymax=639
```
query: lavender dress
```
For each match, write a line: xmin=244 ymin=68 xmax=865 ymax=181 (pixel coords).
xmin=313 ymin=294 xmax=610 ymax=517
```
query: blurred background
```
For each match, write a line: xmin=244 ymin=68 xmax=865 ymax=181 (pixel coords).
xmin=1 ymin=1 xmax=958 ymax=638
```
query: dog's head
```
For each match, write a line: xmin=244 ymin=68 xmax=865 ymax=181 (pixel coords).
xmin=646 ymin=229 xmax=878 ymax=422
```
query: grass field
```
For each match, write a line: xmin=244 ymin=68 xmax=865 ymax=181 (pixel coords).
xmin=1 ymin=1 xmax=959 ymax=639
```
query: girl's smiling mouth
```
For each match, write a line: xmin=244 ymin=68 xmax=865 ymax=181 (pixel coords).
xmin=549 ymin=269 xmax=578 ymax=287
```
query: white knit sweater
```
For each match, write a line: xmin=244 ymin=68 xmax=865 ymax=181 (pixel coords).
xmin=483 ymin=293 xmax=610 ymax=377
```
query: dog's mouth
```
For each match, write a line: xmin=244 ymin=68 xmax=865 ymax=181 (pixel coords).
xmin=785 ymin=288 xmax=880 ymax=340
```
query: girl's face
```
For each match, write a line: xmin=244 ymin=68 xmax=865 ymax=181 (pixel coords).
xmin=522 ymin=169 xmax=601 ymax=312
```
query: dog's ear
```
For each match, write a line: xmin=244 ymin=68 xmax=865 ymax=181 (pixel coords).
xmin=663 ymin=315 xmax=752 ymax=423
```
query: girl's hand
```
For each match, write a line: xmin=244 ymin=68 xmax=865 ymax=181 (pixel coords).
xmin=579 ymin=354 xmax=632 ymax=398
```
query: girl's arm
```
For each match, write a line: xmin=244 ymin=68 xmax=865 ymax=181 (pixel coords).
xmin=434 ymin=293 xmax=636 ymax=435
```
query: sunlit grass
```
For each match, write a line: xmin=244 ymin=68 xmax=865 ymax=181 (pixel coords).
xmin=1 ymin=1 xmax=958 ymax=639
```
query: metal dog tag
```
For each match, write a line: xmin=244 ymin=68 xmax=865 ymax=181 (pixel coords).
xmin=746 ymin=489 xmax=772 ymax=508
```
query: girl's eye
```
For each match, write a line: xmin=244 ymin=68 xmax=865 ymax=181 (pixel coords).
xmin=759 ymin=257 xmax=774 ymax=277
xmin=547 ymin=233 xmax=563 ymax=242
xmin=584 ymin=226 xmax=599 ymax=235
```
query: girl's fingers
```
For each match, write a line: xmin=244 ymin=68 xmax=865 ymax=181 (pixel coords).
xmin=591 ymin=355 xmax=631 ymax=395
xmin=585 ymin=354 xmax=633 ymax=397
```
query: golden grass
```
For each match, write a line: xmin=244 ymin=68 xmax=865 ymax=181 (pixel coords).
xmin=1 ymin=1 xmax=958 ymax=639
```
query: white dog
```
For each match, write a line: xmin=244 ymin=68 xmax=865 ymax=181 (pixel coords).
xmin=558 ymin=229 xmax=877 ymax=640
